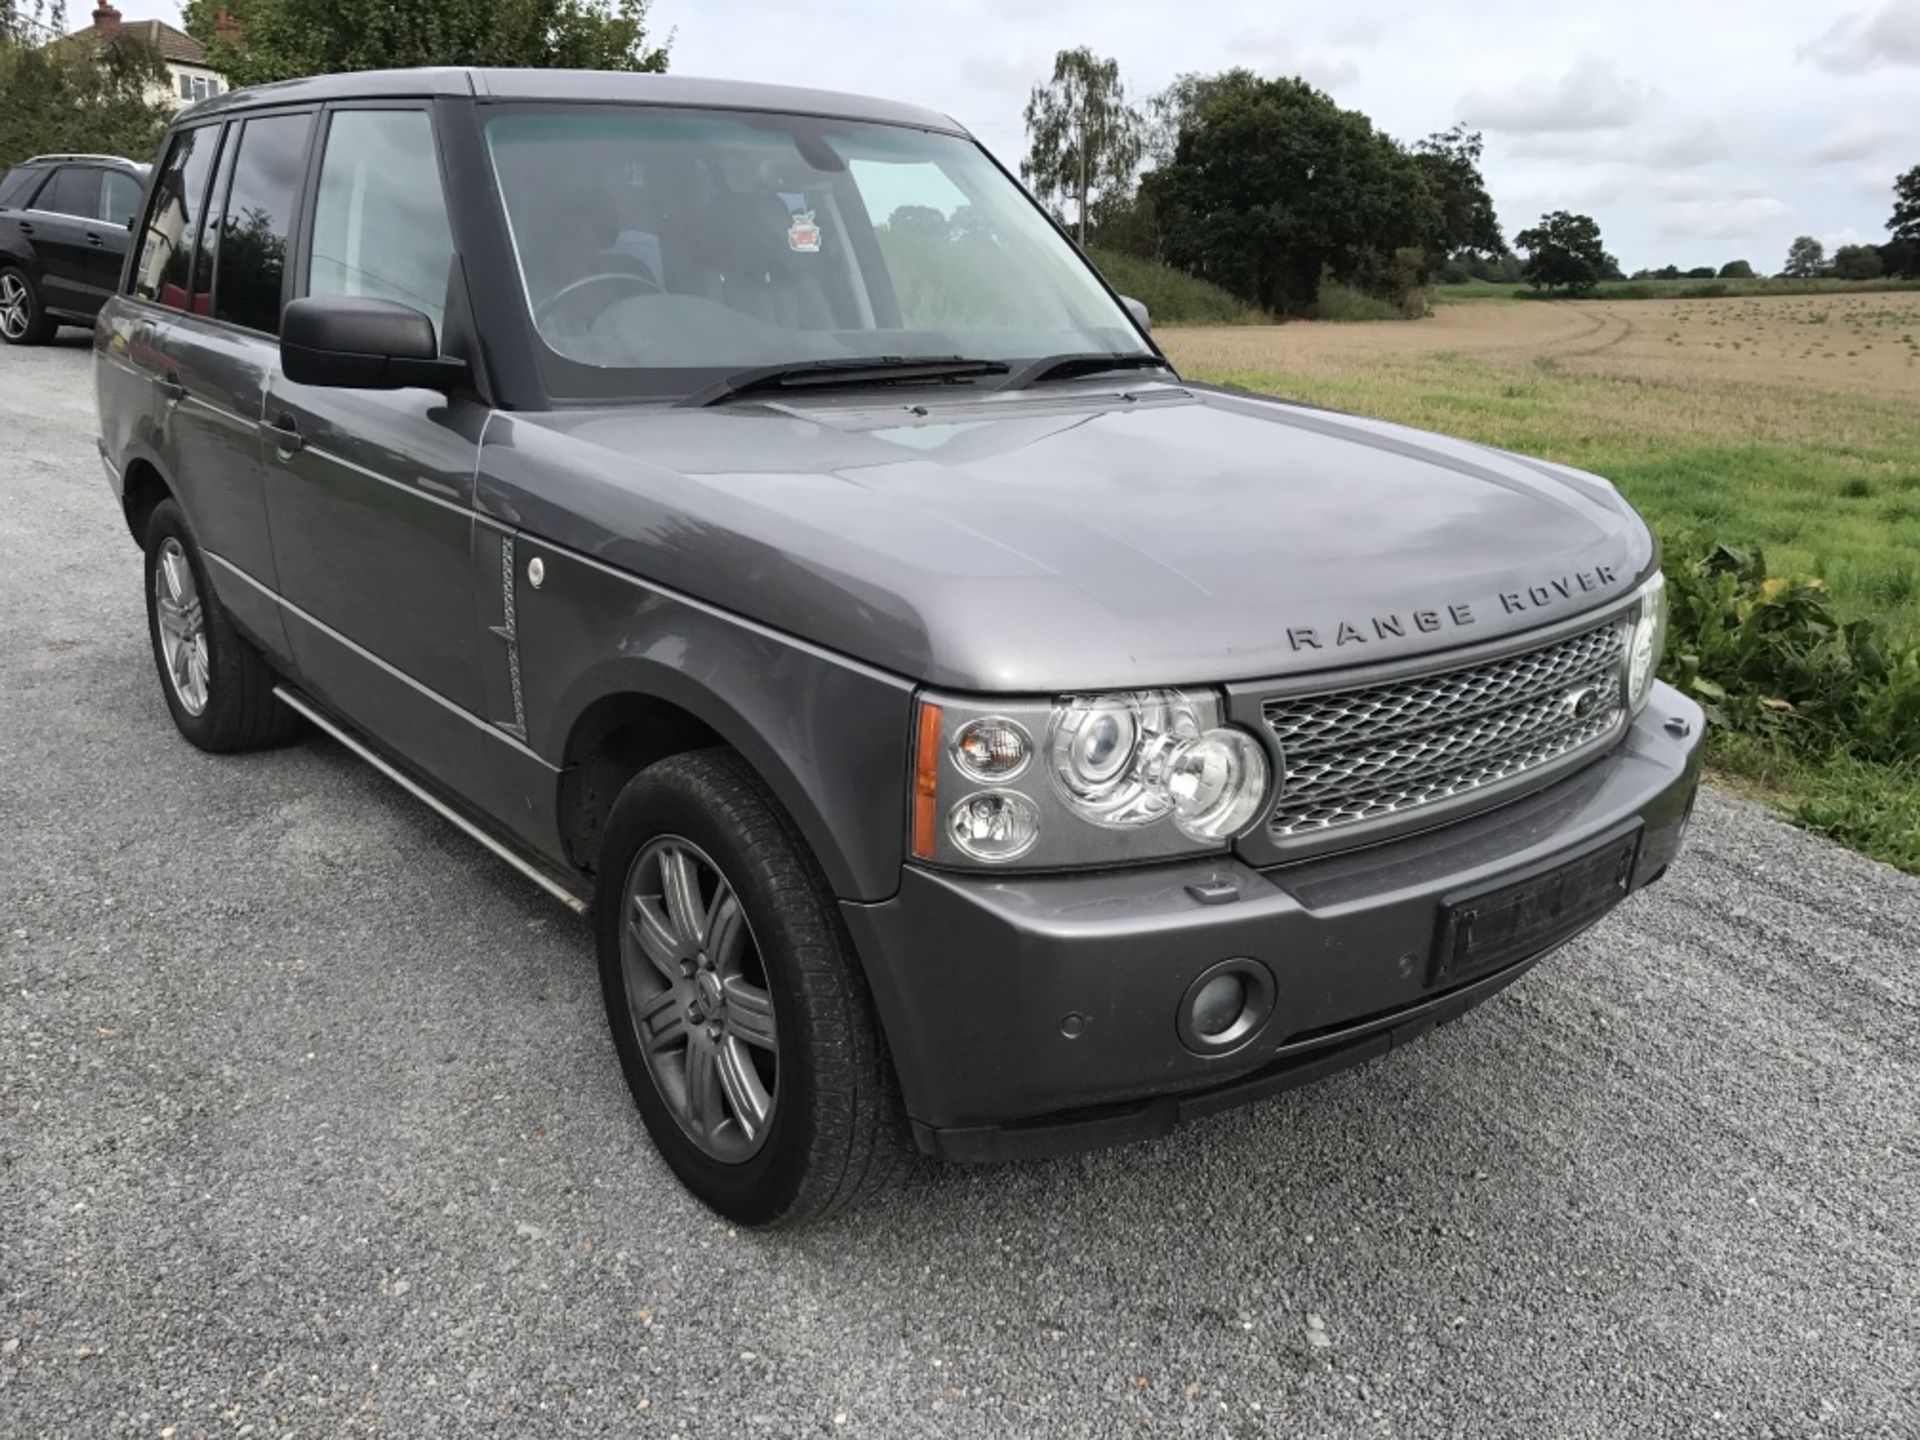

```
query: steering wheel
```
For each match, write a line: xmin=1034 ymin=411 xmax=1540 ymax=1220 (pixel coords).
xmin=533 ymin=270 xmax=660 ymax=326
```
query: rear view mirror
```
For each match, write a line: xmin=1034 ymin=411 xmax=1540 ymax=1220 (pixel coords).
xmin=1121 ymin=295 xmax=1151 ymax=334
xmin=281 ymin=296 xmax=467 ymax=391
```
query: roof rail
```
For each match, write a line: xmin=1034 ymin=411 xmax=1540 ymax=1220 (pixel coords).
xmin=22 ymin=153 xmax=135 ymax=165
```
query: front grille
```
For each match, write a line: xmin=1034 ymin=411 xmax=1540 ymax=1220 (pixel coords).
xmin=1263 ymin=620 xmax=1627 ymax=841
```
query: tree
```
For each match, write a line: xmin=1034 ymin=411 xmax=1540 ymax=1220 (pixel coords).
xmin=1782 ymin=235 xmax=1825 ymax=278
xmin=1892 ymin=165 xmax=1919 ymax=273
xmin=1514 ymin=211 xmax=1608 ymax=295
xmin=1718 ymin=259 xmax=1754 ymax=279
xmin=1020 ymin=48 xmax=1142 ymax=245
xmin=0 ymin=3 xmax=173 ymax=170
xmin=1412 ymin=124 xmax=1504 ymax=259
xmin=181 ymin=0 xmax=668 ymax=88
xmin=1831 ymin=243 xmax=1883 ymax=280
xmin=1146 ymin=73 xmax=1438 ymax=313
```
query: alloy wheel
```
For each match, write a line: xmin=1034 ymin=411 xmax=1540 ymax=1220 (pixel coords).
xmin=620 ymin=836 xmax=779 ymax=1162
xmin=0 ymin=274 xmax=28 ymax=340
xmin=153 ymin=537 xmax=210 ymax=715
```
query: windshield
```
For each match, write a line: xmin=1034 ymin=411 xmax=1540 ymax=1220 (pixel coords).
xmin=482 ymin=106 xmax=1150 ymax=399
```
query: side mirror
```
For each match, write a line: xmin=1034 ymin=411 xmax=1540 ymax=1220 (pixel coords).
xmin=281 ymin=296 xmax=467 ymax=391
xmin=1121 ymin=295 xmax=1151 ymax=334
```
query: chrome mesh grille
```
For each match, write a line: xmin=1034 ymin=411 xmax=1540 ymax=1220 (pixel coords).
xmin=1264 ymin=621 xmax=1627 ymax=841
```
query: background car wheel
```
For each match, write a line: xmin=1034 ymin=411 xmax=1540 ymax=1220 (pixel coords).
xmin=0 ymin=266 xmax=57 ymax=346
xmin=143 ymin=499 xmax=301 ymax=752
xmin=596 ymin=748 xmax=903 ymax=1227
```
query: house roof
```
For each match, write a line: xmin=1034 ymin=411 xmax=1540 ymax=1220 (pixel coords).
xmin=69 ymin=16 xmax=211 ymax=67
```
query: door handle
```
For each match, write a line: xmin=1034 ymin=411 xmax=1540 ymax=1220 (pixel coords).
xmin=85 ymin=232 xmax=104 ymax=247
xmin=157 ymin=375 xmax=186 ymax=404
xmin=17 ymin=220 xmax=32 ymax=235
xmin=262 ymin=414 xmax=305 ymax=455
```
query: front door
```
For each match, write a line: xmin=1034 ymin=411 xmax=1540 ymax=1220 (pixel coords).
xmin=94 ymin=168 xmax=144 ymax=298
xmin=263 ymin=103 xmax=491 ymax=792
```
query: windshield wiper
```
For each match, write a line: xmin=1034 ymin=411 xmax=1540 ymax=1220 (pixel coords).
xmin=679 ymin=355 xmax=1011 ymax=407
xmin=1000 ymin=352 xmax=1174 ymax=391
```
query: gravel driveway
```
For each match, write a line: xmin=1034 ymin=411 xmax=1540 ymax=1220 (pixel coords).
xmin=3 ymin=335 xmax=1916 ymax=1439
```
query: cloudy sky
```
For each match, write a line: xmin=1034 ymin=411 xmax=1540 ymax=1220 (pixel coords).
xmin=150 ymin=0 xmax=1919 ymax=271
xmin=652 ymin=0 xmax=1919 ymax=272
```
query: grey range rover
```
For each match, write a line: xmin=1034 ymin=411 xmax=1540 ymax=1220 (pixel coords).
xmin=94 ymin=68 xmax=1702 ymax=1227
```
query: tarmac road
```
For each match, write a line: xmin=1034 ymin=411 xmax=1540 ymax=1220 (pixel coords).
xmin=2 ymin=334 xmax=1916 ymax=1438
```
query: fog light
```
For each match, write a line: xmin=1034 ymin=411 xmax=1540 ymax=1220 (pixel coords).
xmin=946 ymin=790 xmax=1041 ymax=863
xmin=1191 ymin=973 xmax=1246 ymax=1036
xmin=1176 ymin=958 xmax=1275 ymax=1054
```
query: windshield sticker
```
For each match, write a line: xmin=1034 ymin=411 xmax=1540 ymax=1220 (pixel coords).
xmin=787 ymin=210 xmax=821 ymax=253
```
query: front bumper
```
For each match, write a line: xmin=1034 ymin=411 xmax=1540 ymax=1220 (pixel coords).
xmin=841 ymin=682 xmax=1705 ymax=1162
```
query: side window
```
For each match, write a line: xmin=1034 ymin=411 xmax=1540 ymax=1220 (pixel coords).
xmin=307 ymin=109 xmax=454 ymax=336
xmin=41 ymin=167 xmax=104 ymax=219
xmin=0 ymin=165 xmax=46 ymax=210
xmin=132 ymin=125 xmax=220 ymax=308
xmin=210 ymin=113 xmax=312 ymax=334
xmin=101 ymin=171 xmax=143 ymax=227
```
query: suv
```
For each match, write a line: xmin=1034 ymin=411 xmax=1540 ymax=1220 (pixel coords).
xmin=0 ymin=153 xmax=148 ymax=343
xmin=95 ymin=69 xmax=1702 ymax=1227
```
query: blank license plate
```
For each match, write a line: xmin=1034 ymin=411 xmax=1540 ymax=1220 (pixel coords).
xmin=1431 ymin=828 xmax=1640 ymax=987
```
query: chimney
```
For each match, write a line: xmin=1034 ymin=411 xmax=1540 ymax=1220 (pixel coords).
xmin=215 ymin=5 xmax=240 ymax=37
xmin=91 ymin=2 xmax=121 ymax=37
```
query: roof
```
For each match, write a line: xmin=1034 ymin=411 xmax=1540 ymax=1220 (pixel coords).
xmin=181 ymin=68 xmax=968 ymax=135
xmin=69 ymin=17 xmax=211 ymax=66
xmin=24 ymin=153 xmax=150 ymax=172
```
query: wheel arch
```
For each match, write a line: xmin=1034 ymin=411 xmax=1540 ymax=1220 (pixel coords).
xmin=550 ymin=656 xmax=909 ymax=907
xmin=120 ymin=454 xmax=174 ymax=547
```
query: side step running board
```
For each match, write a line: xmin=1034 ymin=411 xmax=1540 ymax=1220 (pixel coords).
xmin=272 ymin=685 xmax=590 ymax=915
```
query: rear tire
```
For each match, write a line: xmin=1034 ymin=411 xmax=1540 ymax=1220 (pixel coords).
xmin=595 ymin=748 xmax=902 ymax=1227
xmin=0 ymin=266 xmax=56 ymax=346
xmin=143 ymin=499 xmax=300 ymax=752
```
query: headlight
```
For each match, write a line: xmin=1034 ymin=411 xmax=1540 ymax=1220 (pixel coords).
xmin=914 ymin=689 xmax=1275 ymax=868
xmin=1624 ymin=571 xmax=1668 ymax=714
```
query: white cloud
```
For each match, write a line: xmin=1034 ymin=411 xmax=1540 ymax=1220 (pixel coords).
xmin=960 ymin=52 xmax=1045 ymax=96
xmin=1643 ymin=121 xmax=1730 ymax=168
xmin=1649 ymin=174 xmax=1717 ymax=202
xmin=1660 ymin=196 xmax=1792 ymax=239
xmin=1800 ymin=2 xmax=1920 ymax=73
xmin=1459 ymin=55 xmax=1650 ymax=133
xmin=1807 ymin=119 xmax=1902 ymax=163
xmin=1222 ymin=29 xmax=1361 ymax=93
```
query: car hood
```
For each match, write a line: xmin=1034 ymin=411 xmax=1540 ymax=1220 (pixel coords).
xmin=484 ymin=381 xmax=1654 ymax=692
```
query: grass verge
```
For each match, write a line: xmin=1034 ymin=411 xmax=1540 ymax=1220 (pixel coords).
xmin=1085 ymin=247 xmax=1265 ymax=325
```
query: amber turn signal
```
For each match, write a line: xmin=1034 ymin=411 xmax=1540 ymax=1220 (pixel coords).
xmin=912 ymin=700 xmax=943 ymax=859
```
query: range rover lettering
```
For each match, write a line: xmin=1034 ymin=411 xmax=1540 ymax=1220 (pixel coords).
xmin=94 ymin=69 xmax=1703 ymax=1227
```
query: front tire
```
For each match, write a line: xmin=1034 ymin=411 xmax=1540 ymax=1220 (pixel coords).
xmin=595 ymin=749 xmax=901 ymax=1227
xmin=0 ymin=266 xmax=57 ymax=346
xmin=143 ymin=499 xmax=299 ymax=752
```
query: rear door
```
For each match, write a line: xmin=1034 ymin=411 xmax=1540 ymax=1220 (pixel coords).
xmin=160 ymin=109 xmax=317 ymax=662
xmin=24 ymin=165 xmax=104 ymax=312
